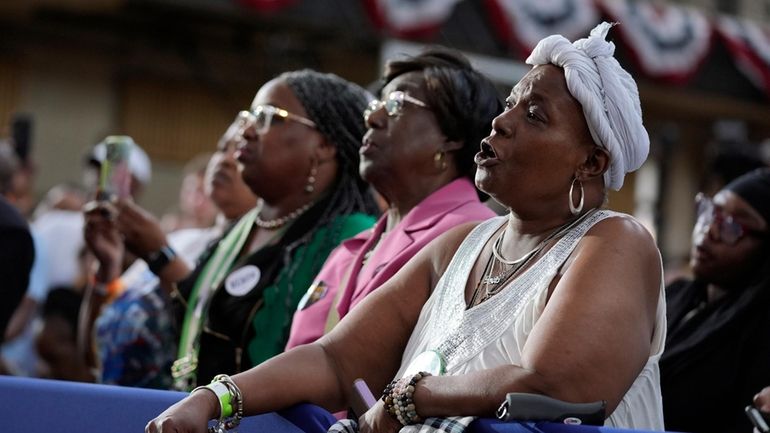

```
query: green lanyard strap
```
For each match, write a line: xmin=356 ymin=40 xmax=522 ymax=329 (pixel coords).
xmin=172 ymin=208 xmax=257 ymax=390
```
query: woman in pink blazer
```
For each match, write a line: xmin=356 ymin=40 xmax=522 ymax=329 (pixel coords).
xmin=286 ymin=49 xmax=501 ymax=349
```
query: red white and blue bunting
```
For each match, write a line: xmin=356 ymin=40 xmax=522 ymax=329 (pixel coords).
xmin=235 ymin=0 xmax=770 ymax=97
xmin=484 ymin=0 xmax=599 ymax=56
xmin=598 ymin=0 xmax=712 ymax=84
xmin=716 ymin=16 xmax=770 ymax=94
xmin=362 ymin=0 xmax=463 ymax=38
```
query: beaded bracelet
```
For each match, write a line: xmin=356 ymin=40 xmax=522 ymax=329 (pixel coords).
xmin=381 ymin=371 xmax=431 ymax=426
xmin=192 ymin=374 xmax=243 ymax=433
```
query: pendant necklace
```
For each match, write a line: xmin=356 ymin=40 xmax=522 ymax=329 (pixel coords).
xmin=468 ymin=209 xmax=597 ymax=308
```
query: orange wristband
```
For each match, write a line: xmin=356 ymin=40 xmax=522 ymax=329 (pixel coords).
xmin=96 ymin=278 xmax=125 ymax=300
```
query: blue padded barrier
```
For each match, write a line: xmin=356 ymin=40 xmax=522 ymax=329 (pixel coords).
xmin=0 ymin=376 xmax=302 ymax=433
xmin=0 ymin=376 xmax=669 ymax=433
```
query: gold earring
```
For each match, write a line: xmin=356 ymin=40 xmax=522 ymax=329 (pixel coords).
xmin=305 ymin=159 xmax=318 ymax=193
xmin=434 ymin=151 xmax=447 ymax=171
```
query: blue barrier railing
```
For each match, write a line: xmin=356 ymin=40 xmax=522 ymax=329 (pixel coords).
xmin=0 ymin=376 xmax=665 ymax=433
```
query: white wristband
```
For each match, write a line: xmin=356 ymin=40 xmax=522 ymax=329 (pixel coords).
xmin=192 ymin=382 xmax=231 ymax=419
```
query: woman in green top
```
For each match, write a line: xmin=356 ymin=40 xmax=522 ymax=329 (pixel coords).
xmin=85 ymin=70 xmax=379 ymax=390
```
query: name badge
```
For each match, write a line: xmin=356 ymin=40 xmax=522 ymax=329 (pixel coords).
xmin=403 ymin=350 xmax=446 ymax=377
xmin=296 ymin=281 xmax=328 ymax=311
xmin=225 ymin=265 xmax=261 ymax=297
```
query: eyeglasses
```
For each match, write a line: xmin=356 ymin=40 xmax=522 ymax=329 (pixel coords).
xmin=218 ymin=111 xmax=251 ymax=151
xmin=245 ymin=105 xmax=317 ymax=135
xmin=363 ymin=90 xmax=429 ymax=122
xmin=694 ymin=193 xmax=766 ymax=245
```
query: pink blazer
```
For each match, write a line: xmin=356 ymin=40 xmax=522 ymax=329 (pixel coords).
xmin=286 ymin=178 xmax=496 ymax=349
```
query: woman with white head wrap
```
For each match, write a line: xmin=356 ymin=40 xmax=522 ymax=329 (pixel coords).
xmin=526 ymin=22 xmax=650 ymax=192
xmin=148 ymin=23 xmax=665 ymax=433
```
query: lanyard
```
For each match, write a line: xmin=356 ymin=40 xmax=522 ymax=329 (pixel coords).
xmin=172 ymin=208 xmax=257 ymax=390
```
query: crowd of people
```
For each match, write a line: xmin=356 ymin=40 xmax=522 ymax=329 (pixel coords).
xmin=1 ymin=22 xmax=769 ymax=433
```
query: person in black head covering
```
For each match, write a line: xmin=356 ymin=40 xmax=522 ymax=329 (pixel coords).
xmin=661 ymin=168 xmax=770 ymax=433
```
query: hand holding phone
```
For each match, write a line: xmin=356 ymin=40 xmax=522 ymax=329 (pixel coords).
xmin=97 ymin=136 xmax=133 ymax=201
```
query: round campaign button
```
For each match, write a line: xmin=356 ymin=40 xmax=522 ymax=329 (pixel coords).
xmin=403 ymin=349 xmax=446 ymax=377
xmin=225 ymin=265 xmax=261 ymax=296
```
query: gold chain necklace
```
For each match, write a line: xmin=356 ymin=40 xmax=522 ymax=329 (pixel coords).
xmin=468 ymin=209 xmax=597 ymax=308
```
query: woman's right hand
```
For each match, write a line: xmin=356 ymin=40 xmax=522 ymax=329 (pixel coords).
xmin=83 ymin=200 xmax=124 ymax=282
xmin=358 ymin=400 xmax=401 ymax=433
xmin=113 ymin=199 xmax=169 ymax=259
xmin=146 ymin=391 xmax=219 ymax=433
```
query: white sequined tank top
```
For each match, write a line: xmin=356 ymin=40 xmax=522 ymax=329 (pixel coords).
xmin=396 ymin=210 xmax=666 ymax=431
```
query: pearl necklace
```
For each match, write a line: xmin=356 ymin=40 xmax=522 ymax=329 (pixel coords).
xmin=254 ymin=199 xmax=315 ymax=229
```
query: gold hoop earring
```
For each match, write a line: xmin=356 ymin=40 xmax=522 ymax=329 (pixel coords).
xmin=569 ymin=178 xmax=584 ymax=215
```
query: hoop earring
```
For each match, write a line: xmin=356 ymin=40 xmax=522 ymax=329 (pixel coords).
xmin=434 ymin=151 xmax=447 ymax=171
xmin=569 ymin=178 xmax=584 ymax=215
xmin=305 ymin=159 xmax=318 ymax=193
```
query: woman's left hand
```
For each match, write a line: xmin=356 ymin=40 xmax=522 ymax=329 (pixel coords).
xmin=358 ymin=400 xmax=402 ymax=433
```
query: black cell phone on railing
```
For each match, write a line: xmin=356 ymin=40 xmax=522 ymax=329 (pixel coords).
xmin=746 ymin=405 xmax=770 ymax=433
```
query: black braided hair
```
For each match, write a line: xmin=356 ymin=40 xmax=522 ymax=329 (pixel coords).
xmin=277 ymin=70 xmax=381 ymax=316
xmin=381 ymin=48 xmax=503 ymax=185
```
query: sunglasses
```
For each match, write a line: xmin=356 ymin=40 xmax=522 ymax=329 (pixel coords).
xmin=363 ymin=90 xmax=429 ymax=122
xmin=694 ymin=193 xmax=766 ymax=245
xmin=245 ymin=105 xmax=317 ymax=135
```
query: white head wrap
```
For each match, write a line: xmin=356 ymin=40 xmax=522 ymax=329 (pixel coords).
xmin=526 ymin=22 xmax=649 ymax=191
